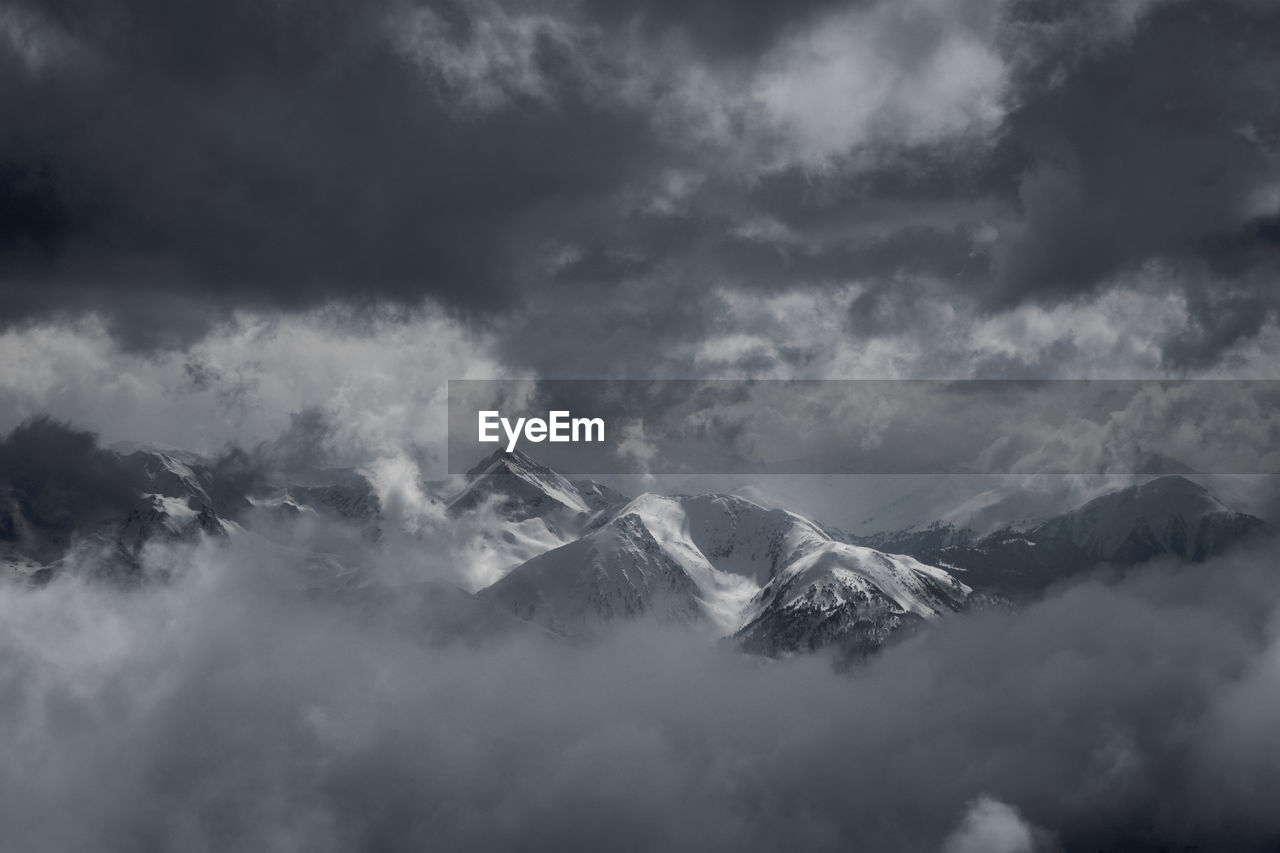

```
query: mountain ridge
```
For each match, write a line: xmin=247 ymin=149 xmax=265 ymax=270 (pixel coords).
xmin=2 ymin=432 xmax=1269 ymax=660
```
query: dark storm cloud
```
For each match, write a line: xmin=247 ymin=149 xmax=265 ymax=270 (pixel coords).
xmin=705 ymin=0 xmax=1280 ymax=367
xmin=0 ymin=0 xmax=663 ymax=345
xmin=579 ymin=0 xmax=849 ymax=55
xmin=2 ymin=0 xmax=1279 ymax=367
xmin=487 ymin=0 xmax=1280 ymax=376
xmin=990 ymin=0 xmax=1280 ymax=360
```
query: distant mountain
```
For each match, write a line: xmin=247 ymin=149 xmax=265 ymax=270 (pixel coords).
xmin=1029 ymin=475 xmax=1264 ymax=563
xmin=1 ymin=426 xmax=383 ymax=582
xmin=837 ymin=475 xmax=1111 ymax=538
xmin=4 ymin=428 xmax=1268 ymax=662
xmin=854 ymin=476 xmax=1267 ymax=598
xmin=2 ymin=443 xmax=238 ymax=581
xmin=736 ymin=544 xmax=968 ymax=659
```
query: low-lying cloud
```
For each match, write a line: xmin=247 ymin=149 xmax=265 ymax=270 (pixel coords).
xmin=2 ymin=518 xmax=1279 ymax=851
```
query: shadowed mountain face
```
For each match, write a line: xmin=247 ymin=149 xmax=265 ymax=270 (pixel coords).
xmin=0 ymin=419 xmax=382 ymax=580
xmin=1030 ymin=475 xmax=1266 ymax=562
xmin=0 ymin=418 xmax=149 ymax=566
xmin=852 ymin=476 xmax=1268 ymax=599
xmin=0 ymin=420 xmax=226 ymax=578
xmin=480 ymin=510 xmax=706 ymax=637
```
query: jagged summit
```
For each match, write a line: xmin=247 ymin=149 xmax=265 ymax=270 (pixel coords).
xmin=449 ymin=448 xmax=623 ymax=520
xmin=1105 ymin=474 xmax=1220 ymax=505
xmin=463 ymin=447 xmax=548 ymax=481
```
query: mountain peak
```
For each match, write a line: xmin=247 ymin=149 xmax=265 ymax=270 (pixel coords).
xmin=450 ymin=449 xmax=595 ymax=518
xmin=463 ymin=447 xmax=541 ymax=481
xmin=1075 ymin=475 xmax=1227 ymax=518
xmin=1134 ymin=474 xmax=1212 ymax=498
xmin=1030 ymin=475 xmax=1259 ymax=561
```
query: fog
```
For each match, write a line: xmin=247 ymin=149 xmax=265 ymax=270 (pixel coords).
xmin=2 ymin=519 xmax=1279 ymax=853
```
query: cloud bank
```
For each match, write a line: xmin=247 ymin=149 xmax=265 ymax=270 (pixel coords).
xmin=1 ymin=520 xmax=1279 ymax=851
xmin=1 ymin=0 xmax=1278 ymax=371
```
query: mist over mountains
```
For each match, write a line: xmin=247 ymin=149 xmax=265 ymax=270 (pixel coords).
xmin=4 ymin=418 xmax=1267 ymax=657
xmin=2 ymin=416 xmax=1280 ymax=852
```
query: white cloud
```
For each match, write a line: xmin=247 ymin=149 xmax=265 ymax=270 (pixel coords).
xmin=751 ymin=0 xmax=1006 ymax=170
xmin=941 ymin=796 xmax=1040 ymax=853
xmin=0 ymin=2 xmax=80 ymax=74
xmin=687 ymin=275 xmax=1280 ymax=381
xmin=0 ymin=305 xmax=506 ymax=475
xmin=392 ymin=0 xmax=1008 ymax=176
xmin=387 ymin=1 xmax=584 ymax=109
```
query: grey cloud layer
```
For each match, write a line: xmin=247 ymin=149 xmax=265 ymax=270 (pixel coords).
xmin=3 ymin=527 xmax=1280 ymax=851
xmin=2 ymin=0 xmax=1277 ymax=367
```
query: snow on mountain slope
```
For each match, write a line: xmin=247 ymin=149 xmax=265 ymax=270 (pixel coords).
xmin=604 ymin=493 xmax=802 ymax=631
xmin=483 ymin=489 xmax=972 ymax=651
xmin=735 ymin=541 xmax=970 ymax=658
xmin=448 ymin=449 xmax=598 ymax=518
xmin=118 ymin=448 xmax=249 ymax=516
xmin=445 ymin=450 xmax=631 ymax=587
xmin=454 ymin=512 xmax=579 ymax=592
xmin=480 ymin=494 xmax=764 ymax=636
xmin=478 ymin=510 xmax=704 ymax=637
xmin=1030 ymin=475 xmax=1265 ymax=562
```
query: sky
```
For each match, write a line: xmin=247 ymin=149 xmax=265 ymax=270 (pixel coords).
xmin=2 ymin=0 xmax=1279 ymax=477
xmin=5 ymin=6 xmax=1280 ymax=850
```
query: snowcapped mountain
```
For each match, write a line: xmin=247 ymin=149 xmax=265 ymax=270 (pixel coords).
xmin=482 ymin=489 xmax=972 ymax=653
xmin=478 ymin=508 xmax=706 ymax=637
xmin=447 ymin=448 xmax=625 ymax=521
xmin=480 ymin=492 xmax=805 ymax=636
xmin=4 ymin=427 xmax=1269 ymax=661
xmin=736 ymin=543 xmax=970 ymax=658
xmin=116 ymin=449 xmax=244 ymax=541
xmin=2 ymin=443 xmax=238 ymax=581
xmin=834 ymin=475 xmax=1111 ymax=537
xmin=1029 ymin=475 xmax=1265 ymax=562
xmin=1 ymin=434 xmax=389 ymax=582
xmin=854 ymin=475 xmax=1267 ymax=598
xmin=443 ymin=449 xmax=631 ymax=588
